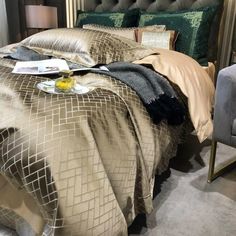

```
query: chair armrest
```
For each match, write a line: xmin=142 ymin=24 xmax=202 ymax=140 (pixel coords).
xmin=213 ymin=65 xmax=236 ymax=146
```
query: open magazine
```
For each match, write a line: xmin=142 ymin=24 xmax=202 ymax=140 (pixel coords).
xmin=12 ymin=59 xmax=109 ymax=75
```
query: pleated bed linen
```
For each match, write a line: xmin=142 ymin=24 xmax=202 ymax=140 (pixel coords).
xmin=0 ymin=29 xmax=214 ymax=235
xmin=17 ymin=27 xmax=214 ymax=142
xmin=134 ymin=48 xmax=214 ymax=142
xmin=20 ymin=28 xmax=155 ymax=67
xmin=0 ymin=57 xmax=182 ymax=236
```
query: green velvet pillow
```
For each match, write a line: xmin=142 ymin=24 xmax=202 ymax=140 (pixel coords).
xmin=75 ymin=9 xmax=140 ymax=28
xmin=139 ymin=7 xmax=218 ymax=66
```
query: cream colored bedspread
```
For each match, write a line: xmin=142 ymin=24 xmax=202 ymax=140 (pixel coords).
xmin=0 ymin=58 xmax=181 ymax=236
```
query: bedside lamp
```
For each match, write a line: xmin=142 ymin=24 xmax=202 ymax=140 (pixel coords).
xmin=25 ymin=5 xmax=58 ymax=29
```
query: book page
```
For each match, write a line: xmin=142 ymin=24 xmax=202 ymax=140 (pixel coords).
xmin=12 ymin=59 xmax=109 ymax=75
xmin=12 ymin=59 xmax=69 ymax=75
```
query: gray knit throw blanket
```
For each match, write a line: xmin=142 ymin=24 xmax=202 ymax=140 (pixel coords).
xmin=92 ymin=62 xmax=186 ymax=125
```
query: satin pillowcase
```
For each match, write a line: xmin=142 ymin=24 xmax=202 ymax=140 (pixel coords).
xmin=83 ymin=24 xmax=177 ymax=51
xmin=83 ymin=24 xmax=166 ymax=41
xmin=20 ymin=28 xmax=156 ymax=67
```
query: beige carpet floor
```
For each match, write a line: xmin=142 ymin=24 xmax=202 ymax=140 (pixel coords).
xmin=129 ymin=134 xmax=236 ymax=236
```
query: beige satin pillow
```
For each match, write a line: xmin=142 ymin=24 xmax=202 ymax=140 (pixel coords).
xmin=83 ymin=24 xmax=166 ymax=41
xmin=20 ymin=28 xmax=156 ymax=67
xmin=83 ymin=24 xmax=137 ymax=41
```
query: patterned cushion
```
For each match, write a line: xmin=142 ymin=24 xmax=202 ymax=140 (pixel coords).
xmin=136 ymin=30 xmax=178 ymax=50
xmin=139 ymin=6 xmax=218 ymax=65
xmin=83 ymin=24 xmax=137 ymax=41
xmin=20 ymin=28 xmax=155 ymax=67
xmin=134 ymin=25 xmax=166 ymax=44
xmin=83 ymin=24 xmax=166 ymax=41
xmin=75 ymin=8 xmax=140 ymax=28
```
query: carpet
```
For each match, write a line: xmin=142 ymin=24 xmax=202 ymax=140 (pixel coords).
xmin=129 ymin=134 xmax=236 ymax=236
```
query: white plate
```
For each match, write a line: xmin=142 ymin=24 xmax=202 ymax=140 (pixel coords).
xmin=37 ymin=81 xmax=90 ymax=94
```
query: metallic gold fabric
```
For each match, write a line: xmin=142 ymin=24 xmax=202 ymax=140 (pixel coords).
xmin=82 ymin=24 xmax=166 ymax=41
xmin=82 ymin=0 xmax=224 ymax=63
xmin=0 ymin=58 xmax=182 ymax=235
xmin=21 ymin=28 xmax=155 ymax=67
xmin=83 ymin=24 xmax=137 ymax=41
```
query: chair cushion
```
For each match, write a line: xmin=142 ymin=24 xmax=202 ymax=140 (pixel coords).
xmin=213 ymin=65 xmax=236 ymax=147
xmin=232 ymin=119 xmax=236 ymax=136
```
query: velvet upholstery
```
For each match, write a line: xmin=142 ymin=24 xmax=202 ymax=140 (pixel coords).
xmin=208 ymin=64 xmax=236 ymax=183
xmin=75 ymin=9 xmax=140 ymax=27
xmin=84 ymin=0 xmax=221 ymax=12
xmin=213 ymin=65 xmax=236 ymax=147
xmin=138 ymin=6 xmax=218 ymax=65
xmin=83 ymin=0 xmax=224 ymax=63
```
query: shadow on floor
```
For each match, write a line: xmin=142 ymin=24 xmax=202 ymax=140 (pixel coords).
xmin=190 ymin=140 xmax=236 ymax=201
xmin=129 ymin=135 xmax=236 ymax=235
xmin=128 ymin=169 xmax=172 ymax=234
xmin=170 ymin=134 xmax=211 ymax=173
xmin=128 ymin=134 xmax=212 ymax=234
xmin=191 ymin=161 xmax=236 ymax=201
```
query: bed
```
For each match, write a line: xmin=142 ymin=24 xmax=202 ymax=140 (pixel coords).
xmin=0 ymin=0 xmax=223 ymax=235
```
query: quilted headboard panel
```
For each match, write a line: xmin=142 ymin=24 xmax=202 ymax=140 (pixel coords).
xmin=83 ymin=0 xmax=224 ymax=63
xmin=84 ymin=0 xmax=221 ymax=12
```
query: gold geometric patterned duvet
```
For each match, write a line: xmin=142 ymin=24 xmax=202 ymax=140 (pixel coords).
xmin=0 ymin=58 xmax=182 ymax=236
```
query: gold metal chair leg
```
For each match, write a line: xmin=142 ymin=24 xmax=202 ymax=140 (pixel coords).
xmin=208 ymin=140 xmax=236 ymax=183
xmin=208 ymin=140 xmax=217 ymax=183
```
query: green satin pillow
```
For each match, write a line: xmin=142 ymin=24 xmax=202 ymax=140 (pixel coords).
xmin=139 ymin=7 xmax=218 ymax=66
xmin=75 ymin=9 xmax=140 ymax=28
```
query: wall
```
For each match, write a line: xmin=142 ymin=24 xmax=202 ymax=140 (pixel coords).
xmin=66 ymin=0 xmax=84 ymax=28
xmin=218 ymin=0 xmax=236 ymax=69
xmin=45 ymin=0 xmax=66 ymax=28
xmin=5 ymin=0 xmax=44 ymax=43
xmin=0 ymin=0 xmax=9 ymax=47
xmin=5 ymin=0 xmax=66 ymax=43
xmin=66 ymin=0 xmax=235 ymax=70
xmin=230 ymin=7 xmax=236 ymax=64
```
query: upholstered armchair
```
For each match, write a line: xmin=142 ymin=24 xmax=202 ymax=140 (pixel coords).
xmin=208 ymin=64 xmax=236 ymax=182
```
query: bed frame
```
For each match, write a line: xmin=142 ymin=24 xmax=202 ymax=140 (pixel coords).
xmin=80 ymin=0 xmax=224 ymax=66
xmin=0 ymin=1 xmax=224 ymax=235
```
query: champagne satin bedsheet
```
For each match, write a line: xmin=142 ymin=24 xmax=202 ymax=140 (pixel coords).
xmin=0 ymin=58 xmax=182 ymax=236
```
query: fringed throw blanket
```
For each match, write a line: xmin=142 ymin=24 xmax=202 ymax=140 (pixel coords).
xmin=92 ymin=62 xmax=186 ymax=125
